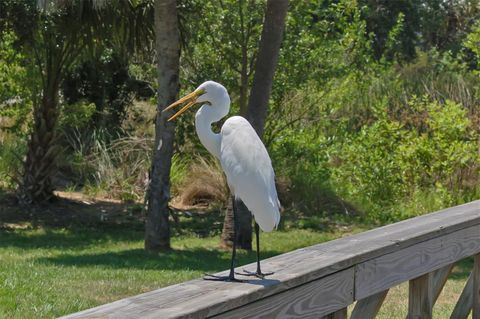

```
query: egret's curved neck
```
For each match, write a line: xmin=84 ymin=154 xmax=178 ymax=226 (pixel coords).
xmin=195 ymin=102 xmax=229 ymax=159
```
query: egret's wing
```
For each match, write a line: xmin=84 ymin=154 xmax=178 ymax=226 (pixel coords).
xmin=220 ymin=116 xmax=280 ymax=232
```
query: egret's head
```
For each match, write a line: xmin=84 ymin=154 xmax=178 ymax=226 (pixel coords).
xmin=164 ymin=81 xmax=229 ymax=121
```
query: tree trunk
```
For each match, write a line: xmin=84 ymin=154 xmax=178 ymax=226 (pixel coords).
xmin=221 ymin=197 xmax=252 ymax=249
xmin=221 ymin=0 xmax=289 ymax=249
xmin=239 ymin=43 xmax=249 ymax=116
xmin=18 ymin=81 xmax=60 ymax=204
xmin=246 ymin=0 xmax=288 ymax=136
xmin=144 ymin=0 xmax=181 ymax=252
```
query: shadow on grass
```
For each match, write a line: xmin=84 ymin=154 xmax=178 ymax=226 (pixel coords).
xmin=0 ymin=224 xmax=284 ymax=273
xmin=35 ymin=247 xmax=282 ymax=273
xmin=0 ymin=210 xmax=224 ymax=250
xmin=0 ymin=227 xmax=144 ymax=250
xmin=173 ymin=209 xmax=224 ymax=237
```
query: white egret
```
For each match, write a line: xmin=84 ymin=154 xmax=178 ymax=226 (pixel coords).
xmin=164 ymin=81 xmax=280 ymax=281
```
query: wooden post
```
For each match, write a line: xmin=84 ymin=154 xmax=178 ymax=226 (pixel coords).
xmin=474 ymin=254 xmax=480 ymax=319
xmin=430 ymin=264 xmax=454 ymax=303
xmin=450 ymin=271 xmax=473 ymax=319
xmin=408 ymin=273 xmax=433 ymax=319
xmin=351 ymin=290 xmax=388 ymax=319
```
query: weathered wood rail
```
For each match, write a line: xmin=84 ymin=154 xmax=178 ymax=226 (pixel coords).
xmin=62 ymin=201 xmax=480 ymax=319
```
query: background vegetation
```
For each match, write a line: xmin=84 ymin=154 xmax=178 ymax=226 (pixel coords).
xmin=0 ymin=0 xmax=480 ymax=317
xmin=2 ymin=0 xmax=479 ymax=223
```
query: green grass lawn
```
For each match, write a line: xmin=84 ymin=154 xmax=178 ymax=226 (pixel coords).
xmin=0 ymin=224 xmax=473 ymax=318
xmin=0 ymin=226 xmax=342 ymax=318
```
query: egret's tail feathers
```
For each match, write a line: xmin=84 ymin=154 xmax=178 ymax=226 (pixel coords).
xmin=274 ymin=208 xmax=281 ymax=230
xmin=232 ymin=178 xmax=281 ymax=232
xmin=253 ymin=197 xmax=280 ymax=232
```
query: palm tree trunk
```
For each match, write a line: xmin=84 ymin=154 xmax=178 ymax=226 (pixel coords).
xmin=18 ymin=80 xmax=60 ymax=204
xmin=221 ymin=0 xmax=289 ymax=249
xmin=144 ymin=0 xmax=180 ymax=252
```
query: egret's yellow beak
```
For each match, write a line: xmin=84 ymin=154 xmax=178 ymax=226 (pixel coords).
xmin=163 ymin=89 xmax=205 ymax=121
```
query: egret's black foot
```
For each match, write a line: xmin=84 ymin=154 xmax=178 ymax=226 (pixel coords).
xmin=235 ymin=269 xmax=274 ymax=279
xmin=203 ymin=273 xmax=245 ymax=282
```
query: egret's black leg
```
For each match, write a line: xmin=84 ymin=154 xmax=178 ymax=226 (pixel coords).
xmin=236 ymin=222 xmax=274 ymax=278
xmin=204 ymin=197 xmax=243 ymax=282
xmin=254 ymin=223 xmax=273 ymax=276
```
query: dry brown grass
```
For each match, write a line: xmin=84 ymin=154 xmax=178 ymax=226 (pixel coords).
xmin=174 ymin=157 xmax=228 ymax=208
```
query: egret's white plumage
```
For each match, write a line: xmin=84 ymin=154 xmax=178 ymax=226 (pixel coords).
xmin=194 ymin=81 xmax=280 ymax=232
xmin=165 ymin=80 xmax=279 ymax=280
xmin=167 ymin=80 xmax=280 ymax=232
xmin=220 ymin=116 xmax=280 ymax=231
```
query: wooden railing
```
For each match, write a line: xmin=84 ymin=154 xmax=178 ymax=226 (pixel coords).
xmin=62 ymin=201 xmax=480 ymax=319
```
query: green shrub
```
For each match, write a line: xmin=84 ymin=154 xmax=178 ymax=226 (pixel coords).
xmin=272 ymin=126 xmax=332 ymax=211
xmin=464 ymin=20 xmax=480 ymax=71
xmin=60 ymin=101 xmax=96 ymax=128
xmin=332 ymin=98 xmax=478 ymax=222
xmin=0 ymin=31 xmax=34 ymax=134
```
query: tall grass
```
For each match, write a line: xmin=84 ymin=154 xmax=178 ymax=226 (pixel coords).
xmin=60 ymin=129 xmax=153 ymax=202
xmin=169 ymin=154 xmax=190 ymax=197
xmin=60 ymin=129 xmax=226 ymax=207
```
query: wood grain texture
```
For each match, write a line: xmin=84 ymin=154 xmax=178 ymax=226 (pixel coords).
xmin=474 ymin=254 xmax=480 ymax=319
xmin=212 ymin=268 xmax=353 ymax=319
xmin=408 ymin=273 xmax=432 ymax=319
xmin=356 ymin=224 xmax=480 ymax=299
xmin=320 ymin=307 xmax=348 ymax=319
xmin=351 ymin=290 xmax=388 ymax=319
xmin=450 ymin=271 xmax=473 ymax=319
xmin=61 ymin=201 xmax=480 ymax=319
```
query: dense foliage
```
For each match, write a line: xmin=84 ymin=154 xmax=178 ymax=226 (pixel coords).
xmin=1 ymin=0 xmax=479 ymax=223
